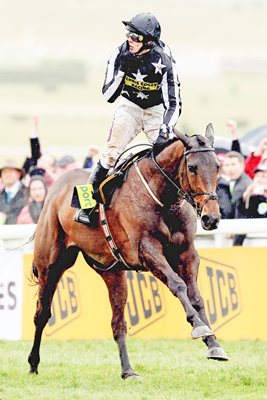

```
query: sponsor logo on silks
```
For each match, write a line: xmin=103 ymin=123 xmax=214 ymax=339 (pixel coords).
xmin=77 ymin=184 xmax=96 ymax=209
xmin=124 ymin=76 xmax=159 ymax=91
xmin=125 ymin=271 xmax=166 ymax=336
xmin=198 ymin=257 xmax=242 ymax=332
xmin=45 ymin=271 xmax=81 ymax=336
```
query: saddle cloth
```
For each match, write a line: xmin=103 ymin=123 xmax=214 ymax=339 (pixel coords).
xmin=71 ymin=148 xmax=151 ymax=209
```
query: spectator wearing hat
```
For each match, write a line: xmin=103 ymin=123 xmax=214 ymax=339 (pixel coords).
xmin=29 ymin=153 xmax=57 ymax=188
xmin=0 ymin=160 xmax=28 ymax=224
xmin=17 ymin=176 xmax=48 ymax=224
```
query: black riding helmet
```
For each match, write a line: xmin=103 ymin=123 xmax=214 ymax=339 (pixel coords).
xmin=122 ymin=12 xmax=161 ymax=42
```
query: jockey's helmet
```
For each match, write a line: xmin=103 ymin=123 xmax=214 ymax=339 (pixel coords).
xmin=122 ymin=13 xmax=161 ymax=42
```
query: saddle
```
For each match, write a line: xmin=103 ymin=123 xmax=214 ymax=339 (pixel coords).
xmin=71 ymin=147 xmax=151 ymax=210
xmin=99 ymin=147 xmax=151 ymax=206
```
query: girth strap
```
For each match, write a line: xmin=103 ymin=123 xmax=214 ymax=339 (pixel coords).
xmin=99 ymin=204 xmax=130 ymax=269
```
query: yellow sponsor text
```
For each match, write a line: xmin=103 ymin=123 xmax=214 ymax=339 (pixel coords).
xmin=125 ymin=271 xmax=166 ymax=336
xmin=125 ymin=76 xmax=159 ymax=91
xmin=77 ymin=184 xmax=96 ymax=209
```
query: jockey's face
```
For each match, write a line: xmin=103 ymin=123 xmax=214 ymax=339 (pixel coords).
xmin=127 ymin=36 xmax=143 ymax=54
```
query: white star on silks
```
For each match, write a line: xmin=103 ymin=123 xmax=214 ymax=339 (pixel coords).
xmin=136 ymin=91 xmax=149 ymax=100
xmin=132 ymin=69 xmax=147 ymax=82
xmin=152 ymin=58 xmax=166 ymax=74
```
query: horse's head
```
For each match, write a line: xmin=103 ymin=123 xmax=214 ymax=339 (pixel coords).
xmin=174 ymin=123 xmax=221 ymax=230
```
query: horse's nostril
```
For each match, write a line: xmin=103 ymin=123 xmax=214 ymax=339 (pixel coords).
xmin=201 ymin=215 xmax=220 ymax=230
xmin=201 ymin=215 xmax=210 ymax=225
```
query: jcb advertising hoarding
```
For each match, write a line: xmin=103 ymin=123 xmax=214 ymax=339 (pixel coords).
xmin=18 ymin=247 xmax=267 ymax=341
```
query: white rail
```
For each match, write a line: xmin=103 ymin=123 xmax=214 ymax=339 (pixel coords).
xmin=0 ymin=219 xmax=266 ymax=250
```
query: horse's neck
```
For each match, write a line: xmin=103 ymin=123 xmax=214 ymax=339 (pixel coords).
xmin=156 ymin=140 xmax=185 ymax=176
xmin=137 ymin=141 xmax=185 ymax=205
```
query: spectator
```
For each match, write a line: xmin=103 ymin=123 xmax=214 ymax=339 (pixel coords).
xmin=29 ymin=153 xmax=57 ymax=188
xmin=217 ymin=151 xmax=252 ymax=219
xmin=226 ymin=119 xmax=242 ymax=154
xmin=0 ymin=159 xmax=28 ymax=224
xmin=22 ymin=115 xmax=42 ymax=176
xmin=17 ymin=176 xmax=48 ymax=224
xmin=56 ymin=155 xmax=81 ymax=177
xmin=237 ymin=164 xmax=267 ymax=219
xmin=216 ymin=119 xmax=242 ymax=164
xmin=245 ymin=137 xmax=267 ymax=179
xmin=233 ymin=164 xmax=267 ymax=245
xmin=83 ymin=145 xmax=100 ymax=169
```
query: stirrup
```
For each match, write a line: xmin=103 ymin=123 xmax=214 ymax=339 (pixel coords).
xmin=73 ymin=208 xmax=97 ymax=227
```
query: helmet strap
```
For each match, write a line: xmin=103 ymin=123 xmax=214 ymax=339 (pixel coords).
xmin=136 ymin=41 xmax=154 ymax=55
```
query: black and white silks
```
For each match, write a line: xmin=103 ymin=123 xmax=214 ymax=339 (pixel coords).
xmin=102 ymin=41 xmax=182 ymax=132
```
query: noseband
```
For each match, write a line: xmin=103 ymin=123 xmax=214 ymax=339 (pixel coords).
xmin=151 ymin=146 xmax=218 ymax=216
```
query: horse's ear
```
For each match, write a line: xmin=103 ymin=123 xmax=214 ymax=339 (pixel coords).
xmin=205 ymin=123 xmax=214 ymax=147
xmin=173 ymin=128 xmax=190 ymax=147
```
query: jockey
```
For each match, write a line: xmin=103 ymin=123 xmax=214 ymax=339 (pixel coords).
xmin=75 ymin=12 xmax=182 ymax=224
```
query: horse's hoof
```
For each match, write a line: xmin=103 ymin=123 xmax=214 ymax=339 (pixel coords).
xmin=207 ymin=347 xmax=229 ymax=361
xmin=122 ymin=371 xmax=142 ymax=381
xmin=29 ymin=367 xmax=38 ymax=374
xmin=192 ymin=325 xmax=214 ymax=339
xmin=126 ymin=373 xmax=142 ymax=381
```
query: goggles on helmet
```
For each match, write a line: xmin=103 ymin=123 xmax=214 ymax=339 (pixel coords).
xmin=126 ymin=31 xmax=144 ymax=43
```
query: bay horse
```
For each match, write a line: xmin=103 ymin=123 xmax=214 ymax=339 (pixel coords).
xmin=28 ymin=123 xmax=228 ymax=380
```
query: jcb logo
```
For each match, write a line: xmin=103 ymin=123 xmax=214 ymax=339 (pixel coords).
xmin=126 ymin=271 xmax=166 ymax=336
xmin=45 ymin=271 xmax=81 ymax=336
xmin=199 ymin=257 xmax=242 ymax=331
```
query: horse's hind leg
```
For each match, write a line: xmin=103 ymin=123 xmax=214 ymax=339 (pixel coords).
xmin=28 ymin=247 xmax=79 ymax=373
xmin=99 ymin=270 xmax=141 ymax=380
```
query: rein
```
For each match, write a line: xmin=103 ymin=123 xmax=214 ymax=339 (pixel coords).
xmin=151 ymin=145 xmax=218 ymax=216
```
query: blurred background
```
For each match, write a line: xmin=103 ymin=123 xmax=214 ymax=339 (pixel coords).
xmin=0 ymin=0 xmax=267 ymax=165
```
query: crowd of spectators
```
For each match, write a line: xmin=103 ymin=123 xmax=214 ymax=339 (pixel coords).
xmin=0 ymin=117 xmax=266 ymax=247
xmin=0 ymin=116 xmax=99 ymax=226
xmin=217 ymin=120 xmax=267 ymax=245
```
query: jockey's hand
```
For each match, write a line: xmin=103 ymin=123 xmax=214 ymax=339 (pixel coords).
xmin=153 ymin=126 xmax=171 ymax=152
xmin=155 ymin=131 xmax=168 ymax=146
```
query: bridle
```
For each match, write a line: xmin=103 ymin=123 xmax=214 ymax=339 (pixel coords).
xmin=151 ymin=146 xmax=218 ymax=216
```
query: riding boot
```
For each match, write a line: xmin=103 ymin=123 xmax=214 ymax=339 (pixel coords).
xmin=74 ymin=161 xmax=109 ymax=225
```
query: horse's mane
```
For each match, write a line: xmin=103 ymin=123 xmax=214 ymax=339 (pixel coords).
xmin=154 ymin=133 xmax=208 ymax=156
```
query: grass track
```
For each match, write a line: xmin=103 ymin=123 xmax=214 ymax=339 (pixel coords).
xmin=1 ymin=339 xmax=267 ymax=400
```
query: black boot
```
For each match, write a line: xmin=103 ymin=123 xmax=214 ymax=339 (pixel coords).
xmin=74 ymin=161 xmax=109 ymax=226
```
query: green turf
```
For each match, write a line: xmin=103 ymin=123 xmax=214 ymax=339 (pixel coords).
xmin=1 ymin=339 xmax=267 ymax=400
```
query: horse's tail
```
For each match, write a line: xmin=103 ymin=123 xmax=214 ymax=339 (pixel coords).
xmin=28 ymin=261 xmax=39 ymax=287
xmin=26 ymin=231 xmax=39 ymax=286
xmin=9 ymin=230 xmax=36 ymax=251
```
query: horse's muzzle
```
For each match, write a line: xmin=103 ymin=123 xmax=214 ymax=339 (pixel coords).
xmin=201 ymin=214 xmax=220 ymax=231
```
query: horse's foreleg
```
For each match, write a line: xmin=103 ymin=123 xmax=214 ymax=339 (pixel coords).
xmin=28 ymin=265 xmax=63 ymax=373
xmin=179 ymin=249 xmax=228 ymax=361
xmin=100 ymin=270 xmax=141 ymax=380
xmin=140 ymin=236 xmax=213 ymax=339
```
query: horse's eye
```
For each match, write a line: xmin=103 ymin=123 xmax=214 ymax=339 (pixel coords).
xmin=188 ymin=165 xmax=197 ymax=175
